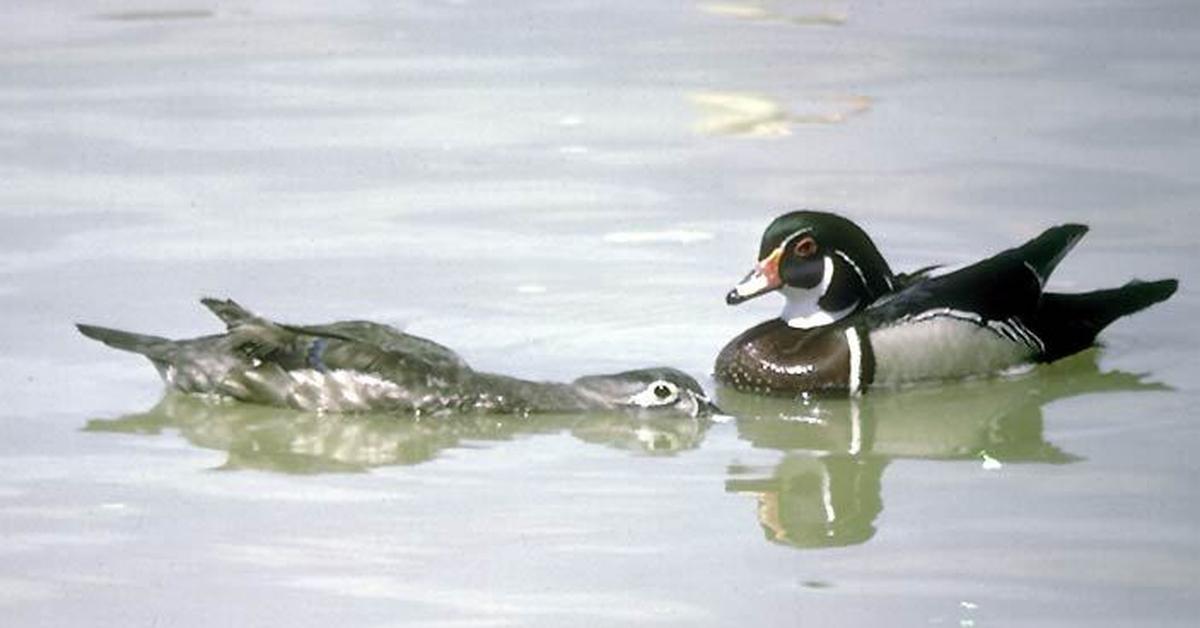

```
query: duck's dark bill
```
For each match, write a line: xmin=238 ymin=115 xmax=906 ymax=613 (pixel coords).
xmin=697 ymin=396 xmax=727 ymax=420
xmin=726 ymin=248 xmax=783 ymax=305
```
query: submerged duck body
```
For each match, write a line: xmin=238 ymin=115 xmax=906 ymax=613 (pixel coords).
xmin=716 ymin=211 xmax=1178 ymax=396
xmin=79 ymin=299 xmax=718 ymax=418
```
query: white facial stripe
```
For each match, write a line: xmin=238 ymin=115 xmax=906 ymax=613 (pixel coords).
xmin=778 ymin=229 xmax=813 ymax=252
xmin=834 ymin=249 xmax=869 ymax=291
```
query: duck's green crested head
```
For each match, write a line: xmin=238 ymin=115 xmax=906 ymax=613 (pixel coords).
xmin=572 ymin=367 xmax=721 ymax=418
xmin=727 ymin=211 xmax=896 ymax=328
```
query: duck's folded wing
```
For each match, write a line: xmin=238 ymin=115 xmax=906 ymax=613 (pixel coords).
xmin=863 ymin=258 xmax=1039 ymax=325
xmin=864 ymin=224 xmax=1089 ymax=325
xmin=285 ymin=321 xmax=469 ymax=372
xmin=200 ymin=297 xmax=469 ymax=372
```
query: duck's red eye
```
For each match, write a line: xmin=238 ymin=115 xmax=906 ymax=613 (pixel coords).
xmin=793 ymin=237 xmax=817 ymax=258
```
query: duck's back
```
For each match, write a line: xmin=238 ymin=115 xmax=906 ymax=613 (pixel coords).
xmin=198 ymin=298 xmax=470 ymax=374
xmin=289 ymin=320 xmax=469 ymax=372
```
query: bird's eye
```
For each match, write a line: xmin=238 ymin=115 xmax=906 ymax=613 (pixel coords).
xmin=627 ymin=379 xmax=682 ymax=409
xmin=793 ymin=236 xmax=818 ymax=258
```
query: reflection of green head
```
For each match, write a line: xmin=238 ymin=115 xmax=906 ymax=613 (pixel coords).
xmin=729 ymin=453 xmax=885 ymax=549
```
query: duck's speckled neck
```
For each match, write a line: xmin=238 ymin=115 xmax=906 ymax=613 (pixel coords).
xmin=464 ymin=372 xmax=599 ymax=414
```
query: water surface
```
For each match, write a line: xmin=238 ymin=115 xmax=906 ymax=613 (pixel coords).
xmin=2 ymin=1 xmax=1198 ymax=626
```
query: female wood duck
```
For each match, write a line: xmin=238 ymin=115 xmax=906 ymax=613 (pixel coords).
xmin=716 ymin=211 xmax=1178 ymax=396
xmin=79 ymin=299 xmax=719 ymax=418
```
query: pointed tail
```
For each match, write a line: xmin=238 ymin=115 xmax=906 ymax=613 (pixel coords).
xmin=1016 ymin=224 xmax=1089 ymax=285
xmin=76 ymin=324 xmax=173 ymax=358
xmin=1031 ymin=278 xmax=1178 ymax=361
xmin=200 ymin=297 xmax=258 ymax=328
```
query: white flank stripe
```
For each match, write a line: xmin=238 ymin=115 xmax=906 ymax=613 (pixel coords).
xmin=845 ymin=326 xmax=863 ymax=396
xmin=997 ymin=319 xmax=1027 ymax=347
xmin=1008 ymin=317 xmax=1046 ymax=353
xmin=906 ymin=307 xmax=1043 ymax=351
xmin=909 ymin=307 xmax=982 ymax=326
xmin=988 ymin=319 xmax=1023 ymax=344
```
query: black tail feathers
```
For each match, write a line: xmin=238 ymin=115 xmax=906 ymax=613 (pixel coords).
xmin=76 ymin=324 xmax=172 ymax=358
xmin=1031 ymin=278 xmax=1178 ymax=361
xmin=1018 ymin=224 xmax=1089 ymax=285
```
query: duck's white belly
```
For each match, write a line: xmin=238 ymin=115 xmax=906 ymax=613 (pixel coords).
xmin=869 ymin=313 xmax=1036 ymax=386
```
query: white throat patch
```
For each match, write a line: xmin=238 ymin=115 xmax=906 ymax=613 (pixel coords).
xmin=781 ymin=256 xmax=858 ymax=329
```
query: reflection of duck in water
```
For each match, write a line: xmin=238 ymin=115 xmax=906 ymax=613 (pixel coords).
xmin=717 ymin=211 xmax=1177 ymax=395
xmin=78 ymin=298 xmax=718 ymax=418
xmin=85 ymin=393 xmax=712 ymax=473
xmin=721 ymin=352 xmax=1167 ymax=548
xmin=727 ymin=455 xmax=884 ymax=548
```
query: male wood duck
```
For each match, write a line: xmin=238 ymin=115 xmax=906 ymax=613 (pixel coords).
xmin=716 ymin=211 xmax=1178 ymax=396
xmin=79 ymin=298 xmax=719 ymax=418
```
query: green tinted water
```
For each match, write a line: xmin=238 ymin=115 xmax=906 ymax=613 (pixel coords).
xmin=2 ymin=1 xmax=1198 ymax=625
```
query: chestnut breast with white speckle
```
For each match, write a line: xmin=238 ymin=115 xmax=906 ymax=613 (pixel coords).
xmin=714 ymin=319 xmax=864 ymax=396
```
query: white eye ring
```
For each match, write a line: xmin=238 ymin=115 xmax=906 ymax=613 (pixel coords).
xmin=628 ymin=380 xmax=679 ymax=407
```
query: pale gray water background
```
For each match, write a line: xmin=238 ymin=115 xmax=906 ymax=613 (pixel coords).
xmin=2 ymin=0 xmax=1199 ymax=625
